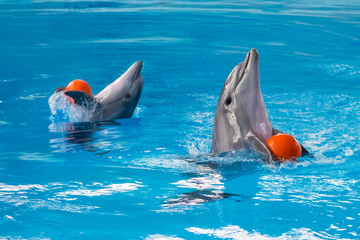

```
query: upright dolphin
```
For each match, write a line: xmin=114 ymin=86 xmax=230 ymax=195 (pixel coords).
xmin=211 ymin=49 xmax=308 ymax=162
xmin=57 ymin=60 xmax=143 ymax=121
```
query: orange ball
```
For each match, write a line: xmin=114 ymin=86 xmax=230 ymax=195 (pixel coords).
xmin=266 ymin=134 xmax=302 ymax=162
xmin=65 ymin=79 xmax=92 ymax=96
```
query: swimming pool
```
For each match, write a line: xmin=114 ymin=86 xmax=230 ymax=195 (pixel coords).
xmin=0 ymin=0 xmax=359 ymax=239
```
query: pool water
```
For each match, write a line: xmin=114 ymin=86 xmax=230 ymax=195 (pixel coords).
xmin=1 ymin=1 xmax=360 ymax=239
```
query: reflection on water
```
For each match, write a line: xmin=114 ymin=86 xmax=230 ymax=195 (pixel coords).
xmin=164 ymin=170 xmax=227 ymax=207
xmin=64 ymin=122 xmax=99 ymax=145
xmin=49 ymin=121 xmax=119 ymax=154
xmin=163 ymin=150 xmax=262 ymax=207
xmin=164 ymin=189 xmax=240 ymax=207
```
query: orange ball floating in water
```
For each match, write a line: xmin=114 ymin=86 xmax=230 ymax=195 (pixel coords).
xmin=65 ymin=79 xmax=92 ymax=104
xmin=266 ymin=134 xmax=302 ymax=162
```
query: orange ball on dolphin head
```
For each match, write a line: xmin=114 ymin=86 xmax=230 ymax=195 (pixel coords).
xmin=65 ymin=79 xmax=92 ymax=95
xmin=65 ymin=79 xmax=92 ymax=104
xmin=266 ymin=134 xmax=302 ymax=162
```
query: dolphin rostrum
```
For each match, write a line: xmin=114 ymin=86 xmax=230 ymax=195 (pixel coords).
xmin=57 ymin=60 xmax=143 ymax=121
xmin=211 ymin=49 xmax=308 ymax=162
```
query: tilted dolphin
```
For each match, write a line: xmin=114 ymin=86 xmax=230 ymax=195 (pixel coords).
xmin=211 ymin=49 xmax=308 ymax=162
xmin=57 ymin=60 xmax=143 ymax=121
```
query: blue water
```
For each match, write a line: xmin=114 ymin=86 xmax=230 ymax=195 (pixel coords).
xmin=1 ymin=1 xmax=360 ymax=239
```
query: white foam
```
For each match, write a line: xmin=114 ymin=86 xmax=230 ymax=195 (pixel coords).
xmin=145 ymin=234 xmax=184 ymax=240
xmin=0 ymin=183 xmax=46 ymax=193
xmin=4 ymin=215 xmax=14 ymax=221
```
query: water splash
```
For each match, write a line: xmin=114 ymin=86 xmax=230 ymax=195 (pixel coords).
xmin=48 ymin=92 xmax=94 ymax=122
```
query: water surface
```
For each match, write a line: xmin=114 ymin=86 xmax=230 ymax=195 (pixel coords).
xmin=0 ymin=0 xmax=360 ymax=239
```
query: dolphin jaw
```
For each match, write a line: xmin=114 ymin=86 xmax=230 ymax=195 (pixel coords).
xmin=130 ymin=60 xmax=143 ymax=83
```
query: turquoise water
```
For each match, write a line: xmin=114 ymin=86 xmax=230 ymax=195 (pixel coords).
xmin=1 ymin=1 xmax=360 ymax=239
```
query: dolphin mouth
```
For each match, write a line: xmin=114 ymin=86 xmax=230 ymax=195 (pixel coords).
xmin=234 ymin=49 xmax=254 ymax=88
xmin=125 ymin=60 xmax=143 ymax=94
xmin=131 ymin=60 xmax=143 ymax=83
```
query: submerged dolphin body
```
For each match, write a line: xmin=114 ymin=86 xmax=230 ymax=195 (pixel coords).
xmin=211 ymin=49 xmax=308 ymax=162
xmin=61 ymin=61 xmax=143 ymax=121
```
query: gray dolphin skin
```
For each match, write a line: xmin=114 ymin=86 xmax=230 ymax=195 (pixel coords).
xmin=211 ymin=49 xmax=283 ymax=162
xmin=63 ymin=60 xmax=143 ymax=121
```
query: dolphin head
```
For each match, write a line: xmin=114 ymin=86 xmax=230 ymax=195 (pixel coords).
xmin=94 ymin=60 xmax=144 ymax=121
xmin=211 ymin=49 xmax=273 ymax=154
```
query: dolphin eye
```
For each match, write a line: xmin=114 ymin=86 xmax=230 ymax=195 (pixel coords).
xmin=225 ymin=97 xmax=232 ymax=105
xmin=125 ymin=93 xmax=131 ymax=99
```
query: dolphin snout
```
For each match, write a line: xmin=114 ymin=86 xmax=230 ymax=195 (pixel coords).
xmin=250 ymin=48 xmax=258 ymax=55
xmin=135 ymin=60 xmax=143 ymax=68
xmin=128 ymin=60 xmax=143 ymax=83
xmin=248 ymin=49 xmax=259 ymax=64
xmin=240 ymin=49 xmax=259 ymax=76
xmin=133 ymin=60 xmax=143 ymax=75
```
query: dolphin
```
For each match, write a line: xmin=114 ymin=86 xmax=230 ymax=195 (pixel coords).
xmin=211 ymin=49 xmax=309 ymax=162
xmin=56 ymin=60 xmax=143 ymax=121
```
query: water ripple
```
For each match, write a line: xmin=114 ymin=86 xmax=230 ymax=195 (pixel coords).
xmin=2 ymin=0 xmax=359 ymax=18
xmin=0 ymin=181 xmax=143 ymax=213
xmin=186 ymin=225 xmax=345 ymax=240
xmin=254 ymin=174 xmax=360 ymax=209
xmin=57 ymin=182 xmax=144 ymax=197
xmin=83 ymin=37 xmax=185 ymax=44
